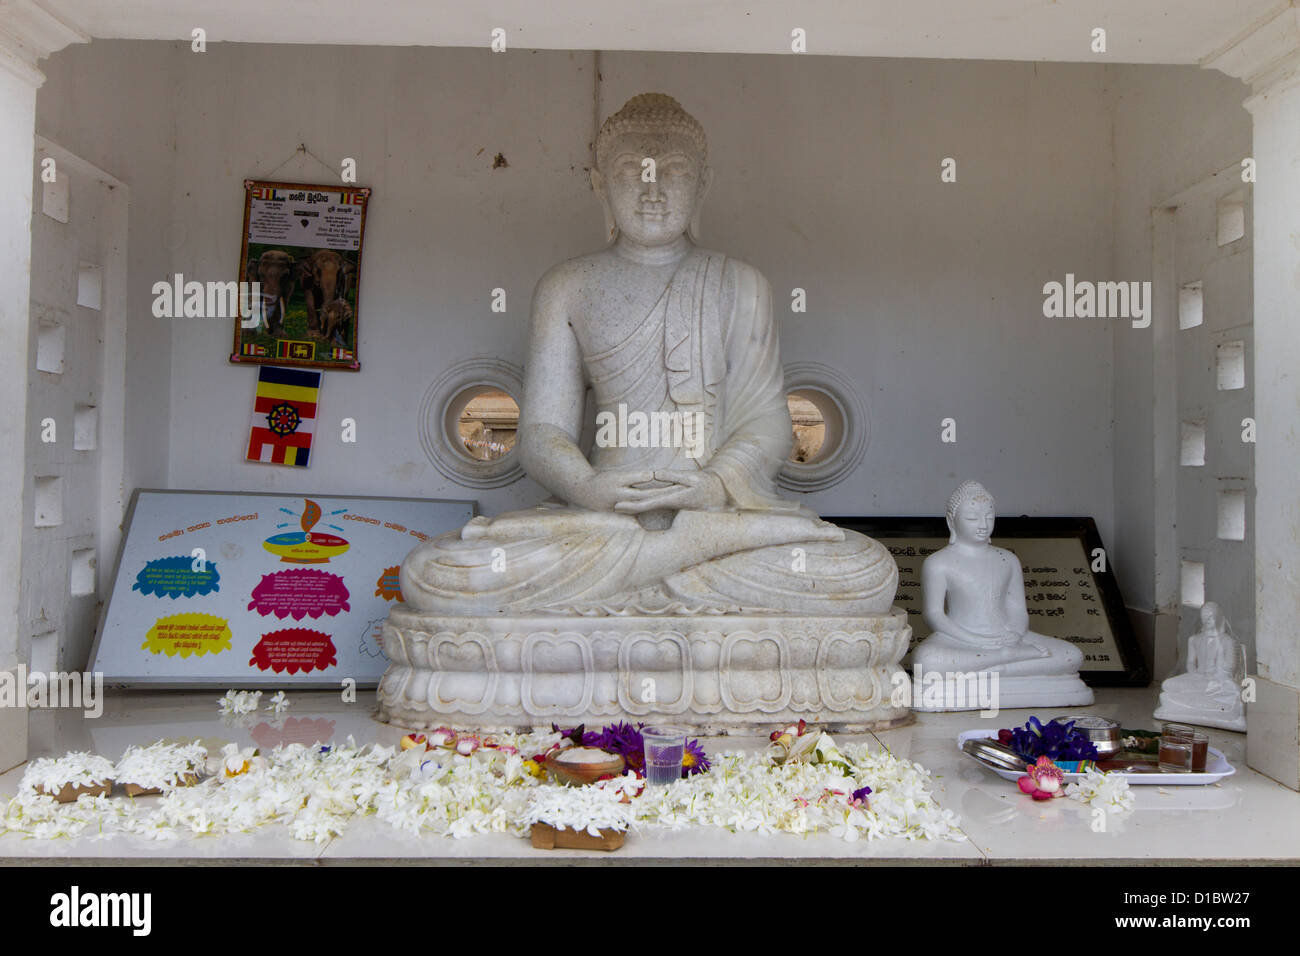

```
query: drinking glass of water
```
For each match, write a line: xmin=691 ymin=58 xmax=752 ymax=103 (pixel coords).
xmin=642 ymin=726 xmax=686 ymax=785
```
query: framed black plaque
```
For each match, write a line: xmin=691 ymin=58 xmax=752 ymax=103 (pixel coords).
xmin=824 ymin=515 xmax=1149 ymax=687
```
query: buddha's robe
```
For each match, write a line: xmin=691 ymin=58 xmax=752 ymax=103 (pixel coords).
xmin=400 ymin=249 xmax=896 ymax=615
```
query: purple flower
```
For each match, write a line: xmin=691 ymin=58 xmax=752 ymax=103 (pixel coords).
xmin=682 ymin=738 xmax=711 ymax=777
xmin=594 ymin=721 xmax=646 ymax=772
xmin=851 ymin=785 xmax=872 ymax=803
xmin=1004 ymin=716 xmax=1098 ymax=762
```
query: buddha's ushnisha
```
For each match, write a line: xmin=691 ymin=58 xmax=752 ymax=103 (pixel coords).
xmin=401 ymin=94 xmax=895 ymax=614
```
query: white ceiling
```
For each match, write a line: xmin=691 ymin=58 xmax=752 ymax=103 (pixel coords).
xmin=36 ymin=0 xmax=1290 ymax=65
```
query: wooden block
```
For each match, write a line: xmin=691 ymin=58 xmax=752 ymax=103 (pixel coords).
xmin=38 ymin=780 xmax=113 ymax=803
xmin=123 ymin=772 xmax=201 ymax=797
xmin=530 ymin=822 xmax=625 ymax=851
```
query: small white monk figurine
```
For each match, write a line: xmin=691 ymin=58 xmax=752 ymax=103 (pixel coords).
xmin=912 ymin=480 xmax=1093 ymax=710
xmin=1153 ymin=602 xmax=1246 ymax=732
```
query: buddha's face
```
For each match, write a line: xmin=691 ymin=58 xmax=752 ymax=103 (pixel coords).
xmin=596 ymin=131 xmax=707 ymax=246
xmin=950 ymin=497 xmax=995 ymax=544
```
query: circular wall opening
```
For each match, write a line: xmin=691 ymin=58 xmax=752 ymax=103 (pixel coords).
xmin=778 ymin=363 xmax=868 ymax=493
xmin=419 ymin=358 xmax=526 ymax=488
xmin=454 ymin=388 xmax=519 ymax=461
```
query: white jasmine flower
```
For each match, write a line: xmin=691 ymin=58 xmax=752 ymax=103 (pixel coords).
xmin=268 ymin=691 xmax=290 ymax=714
xmin=1066 ymin=769 xmax=1135 ymax=814
xmin=217 ymin=689 xmax=263 ymax=716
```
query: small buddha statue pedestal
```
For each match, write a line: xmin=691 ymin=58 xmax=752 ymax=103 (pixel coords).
xmin=377 ymin=94 xmax=911 ymax=734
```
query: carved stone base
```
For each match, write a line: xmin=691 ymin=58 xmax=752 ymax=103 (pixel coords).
xmin=375 ymin=606 xmax=914 ymax=734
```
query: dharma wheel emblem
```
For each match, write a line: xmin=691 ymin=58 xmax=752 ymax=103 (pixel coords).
xmin=266 ymin=401 xmax=301 ymax=437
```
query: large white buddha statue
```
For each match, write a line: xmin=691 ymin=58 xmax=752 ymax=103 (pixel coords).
xmin=380 ymin=94 xmax=909 ymax=733
xmin=1153 ymin=602 xmax=1246 ymax=732
xmin=911 ymin=480 xmax=1093 ymax=710
xmin=399 ymin=94 xmax=896 ymax=617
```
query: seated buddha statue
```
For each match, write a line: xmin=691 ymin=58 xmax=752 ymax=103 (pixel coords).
xmin=912 ymin=480 xmax=1092 ymax=708
xmin=1154 ymin=602 xmax=1246 ymax=731
xmin=400 ymin=93 xmax=896 ymax=617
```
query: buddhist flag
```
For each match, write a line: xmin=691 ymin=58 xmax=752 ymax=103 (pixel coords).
xmin=246 ymin=366 xmax=321 ymax=467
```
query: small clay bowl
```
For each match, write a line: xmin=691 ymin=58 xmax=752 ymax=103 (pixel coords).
xmin=544 ymin=748 xmax=625 ymax=786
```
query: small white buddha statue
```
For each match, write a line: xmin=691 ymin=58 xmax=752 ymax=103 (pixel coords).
xmin=911 ymin=480 xmax=1093 ymax=710
xmin=1154 ymin=602 xmax=1246 ymax=732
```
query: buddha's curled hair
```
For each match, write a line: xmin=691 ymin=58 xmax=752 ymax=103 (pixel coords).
xmin=595 ymin=93 xmax=708 ymax=168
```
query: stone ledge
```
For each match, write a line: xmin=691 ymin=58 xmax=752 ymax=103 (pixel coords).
xmin=376 ymin=606 xmax=913 ymax=734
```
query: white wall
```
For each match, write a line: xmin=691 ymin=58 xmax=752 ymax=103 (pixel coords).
xmin=37 ymin=43 xmax=1122 ymax=543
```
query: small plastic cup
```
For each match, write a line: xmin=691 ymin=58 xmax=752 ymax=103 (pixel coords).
xmin=641 ymin=725 xmax=686 ymax=786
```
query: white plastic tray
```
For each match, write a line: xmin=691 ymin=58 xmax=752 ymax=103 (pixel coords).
xmin=957 ymin=729 xmax=1236 ymax=786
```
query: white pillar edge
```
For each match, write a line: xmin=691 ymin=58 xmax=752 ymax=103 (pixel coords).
xmin=0 ymin=0 xmax=88 ymax=772
xmin=1204 ymin=3 xmax=1300 ymax=789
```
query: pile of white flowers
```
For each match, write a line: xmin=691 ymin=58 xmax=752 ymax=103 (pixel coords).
xmin=21 ymin=752 xmax=115 ymax=794
xmin=522 ymin=775 xmax=643 ymax=835
xmin=7 ymin=752 xmax=121 ymax=840
xmin=0 ymin=730 xmax=967 ymax=846
xmin=638 ymin=743 xmax=963 ymax=842
xmin=1065 ymin=768 xmax=1135 ymax=814
xmin=115 ymin=741 xmax=207 ymax=792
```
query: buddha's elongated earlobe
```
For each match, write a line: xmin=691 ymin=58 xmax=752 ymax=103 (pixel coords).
xmin=946 ymin=516 xmax=956 ymax=545
xmin=591 ymin=168 xmax=618 ymax=243
xmin=688 ymin=165 xmax=713 ymax=242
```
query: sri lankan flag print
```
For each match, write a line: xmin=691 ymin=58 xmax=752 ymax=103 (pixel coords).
xmin=246 ymin=366 xmax=321 ymax=467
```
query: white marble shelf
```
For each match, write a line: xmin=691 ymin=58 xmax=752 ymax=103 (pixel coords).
xmin=0 ymin=687 xmax=1295 ymax=864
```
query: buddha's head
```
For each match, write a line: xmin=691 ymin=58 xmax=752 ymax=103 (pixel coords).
xmin=592 ymin=93 xmax=712 ymax=246
xmin=946 ymin=480 xmax=995 ymax=545
xmin=1200 ymin=601 xmax=1225 ymax=636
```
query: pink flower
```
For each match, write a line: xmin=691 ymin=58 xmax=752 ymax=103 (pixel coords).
xmin=1017 ymin=756 xmax=1066 ymax=800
